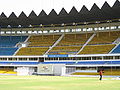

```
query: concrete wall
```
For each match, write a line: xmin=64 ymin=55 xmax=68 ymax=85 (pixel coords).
xmin=37 ymin=64 xmax=66 ymax=76
xmin=17 ymin=66 xmax=34 ymax=76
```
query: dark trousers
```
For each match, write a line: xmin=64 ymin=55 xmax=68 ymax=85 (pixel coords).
xmin=99 ymin=75 xmax=102 ymax=80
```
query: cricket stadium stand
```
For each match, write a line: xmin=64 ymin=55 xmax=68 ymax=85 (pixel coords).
xmin=0 ymin=0 xmax=120 ymax=76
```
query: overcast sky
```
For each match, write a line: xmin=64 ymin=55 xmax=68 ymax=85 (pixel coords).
xmin=0 ymin=0 xmax=118 ymax=17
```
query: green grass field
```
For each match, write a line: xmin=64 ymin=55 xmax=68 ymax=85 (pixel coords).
xmin=0 ymin=76 xmax=120 ymax=90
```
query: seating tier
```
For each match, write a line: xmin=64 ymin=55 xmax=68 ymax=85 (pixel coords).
xmin=16 ymin=47 xmax=49 ymax=55
xmin=58 ymin=33 xmax=93 ymax=46
xmin=88 ymin=31 xmax=120 ymax=44
xmin=0 ymin=48 xmax=18 ymax=55
xmin=79 ymin=44 xmax=115 ymax=54
xmin=0 ymin=36 xmax=28 ymax=47
xmin=28 ymin=35 xmax=60 ymax=47
xmin=49 ymin=46 xmax=82 ymax=55
xmin=111 ymin=44 xmax=120 ymax=53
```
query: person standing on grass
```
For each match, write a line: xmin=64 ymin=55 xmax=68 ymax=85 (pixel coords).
xmin=99 ymin=70 xmax=104 ymax=80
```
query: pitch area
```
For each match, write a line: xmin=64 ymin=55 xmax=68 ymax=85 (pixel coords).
xmin=0 ymin=76 xmax=120 ymax=90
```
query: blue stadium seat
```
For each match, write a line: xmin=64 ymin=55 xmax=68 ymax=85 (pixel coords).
xmin=111 ymin=44 xmax=120 ymax=53
xmin=0 ymin=48 xmax=18 ymax=55
xmin=0 ymin=36 xmax=28 ymax=47
xmin=0 ymin=36 xmax=28 ymax=55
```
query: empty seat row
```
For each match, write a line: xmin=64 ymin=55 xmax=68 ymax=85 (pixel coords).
xmin=0 ymin=36 xmax=28 ymax=47
xmin=16 ymin=47 xmax=49 ymax=55
xmin=28 ymin=35 xmax=60 ymax=47
xmin=0 ymin=48 xmax=18 ymax=55
xmin=88 ymin=31 xmax=120 ymax=45
xmin=79 ymin=44 xmax=115 ymax=54
xmin=111 ymin=44 xmax=120 ymax=53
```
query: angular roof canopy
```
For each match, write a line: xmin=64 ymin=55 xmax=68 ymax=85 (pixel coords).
xmin=112 ymin=0 xmax=120 ymax=8
xmin=8 ymin=12 xmax=18 ymax=27
xmin=8 ymin=12 xmax=17 ymax=19
xmin=0 ymin=12 xmax=7 ymax=18
xmin=90 ymin=3 xmax=100 ymax=12
xmin=0 ymin=12 xmax=8 ymax=27
xmin=111 ymin=0 xmax=120 ymax=19
xmin=28 ymin=10 xmax=37 ymax=18
xmin=79 ymin=5 xmax=89 ymax=14
xmin=59 ymin=8 xmax=68 ymax=16
xmin=28 ymin=10 xmax=39 ymax=25
xmin=100 ymin=1 xmax=113 ymax=19
xmin=18 ymin=11 xmax=29 ymax=27
xmin=101 ymin=1 xmax=111 ymax=10
xmin=18 ymin=11 xmax=27 ymax=18
xmin=0 ymin=0 xmax=119 ymax=27
xmin=38 ymin=10 xmax=47 ymax=17
xmin=49 ymin=9 xmax=57 ymax=17
xmin=87 ymin=3 xmax=104 ymax=21
xmin=69 ymin=6 xmax=78 ymax=15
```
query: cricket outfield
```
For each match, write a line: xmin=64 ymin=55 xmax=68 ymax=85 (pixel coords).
xmin=0 ymin=76 xmax=120 ymax=90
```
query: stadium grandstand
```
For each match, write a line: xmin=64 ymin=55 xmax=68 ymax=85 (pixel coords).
xmin=0 ymin=0 xmax=120 ymax=76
